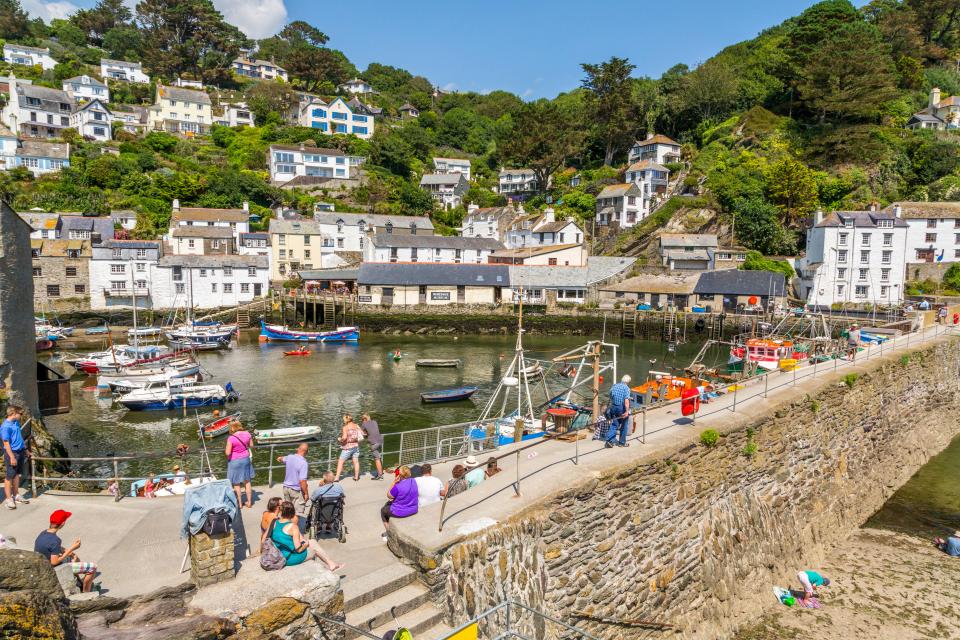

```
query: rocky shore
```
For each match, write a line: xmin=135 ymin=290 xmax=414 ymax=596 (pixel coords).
xmin=735 ymin=528 xmax=960 ymax=640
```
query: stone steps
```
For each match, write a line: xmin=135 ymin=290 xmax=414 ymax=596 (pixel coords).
xmin=342 ymin=560 xmax=448 ymax=640
xmin=346 ymin=602 xmax=447 ymax=640
xmin=343 ymin=561 xmax=417 ymax=612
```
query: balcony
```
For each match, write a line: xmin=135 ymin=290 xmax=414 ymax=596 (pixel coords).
xmin=103 ymin=287 xmax=150 ymax=297
xmin=156 ymin=120 xmax=210 ymax=137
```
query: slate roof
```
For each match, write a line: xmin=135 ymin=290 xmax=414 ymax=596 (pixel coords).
xmin=171 ymin=207 xmax=248 ymax=223
xmin=171 ymin=226 xmax=234 ymax=239
xmin=18 ymin=83 xmax=70 ymax=104
xmin=63 ymin=75 xmax=106 ymax=88
xmin=419 ymin=173 xmax=466 ymax=186
xmin=815 ymin=210 xmax=907 ymax=228
xmin=268 ymin=218 xmax=325 ymax=235
xmin=158 ymin=254 xmax=267 ymax=268
xmin=628 ymin=160 xmax=670 ymax=172
xmin=59 ymin=215 xmax=113 ymax=241
xmin=298 ymin=268 xmax=360 ymax=281
xmin=598 ymin=183 xmax=641 ymax=199
xmin=398 ymin=103 xmax=418 ymax=112
xmin=693 ymin=269 xmax=787 ymax=297
xmin=269 ymin=143 xmax=344 ymax=155
xmin=499 ymin=168 xmax=535 ymax=177
xmin=509 ymin=257 xmax=636 ymax=288
xmin=17 ymin=140 xmax=69 ymax=159
xmin=601 ymin=273 xmax=700 ymax=294
xmin=101 ymin=58 xmax=142 ymax=68
xmin=358 ymin=263 xmax=510 ymax=287
xmin=659 ymin=234 xmax=718 ymax=248
xmin=102 ymin=239 xmax=159 ymax=249
xmin=464 ymin=206 xmax=516 ymax=224
xmin=157 ymin=84 xmax=211 ymax=105
xmin=6 ymin=44 xmax=49 ymax=54
xmin=663 ymin=249 xmax=712 ymax=262
xmin=534 ymin=220 xmax=579 ymax=234
xmin=370 ymin=235 xmax=502 ymax=250
xmin=31 ymin=238 xmax=90 ymax=257
xmin=312 ymin=212 xmax=435 ymax=230
xmin=240 ymin=232 xmax=269 ymax=241
xmin=882 ymin=202 xmax=960 ymax=220
xmin=18 ymin=212 xmax=60 ymax=231
xmin=489 ymin=244 xmax=582 ymax=259
xmin=110 ymin=210 xmax=137 ymax=220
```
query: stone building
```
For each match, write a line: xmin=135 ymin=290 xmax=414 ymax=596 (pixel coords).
xmin=30 ymin=238 xmax=92 ymax=311
xmin=0 ymin=201 xmax=39 ymax=414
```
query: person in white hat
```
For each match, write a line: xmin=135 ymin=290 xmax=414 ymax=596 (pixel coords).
xmin=464 ymin=456 xmax=485 ymax=488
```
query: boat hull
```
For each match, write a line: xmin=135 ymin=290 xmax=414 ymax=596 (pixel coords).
xmin=259 ymin=321 xmax=359 ymax=343
xmin=420 ymin=387 xmax=479 ymax=403
xmin=254 ymin=426 xmax=323 ymax=444
xmin=415 ymin=359 xmax=461 ymax=368
xmin=119 ymin=395 xmax=227 ymax=411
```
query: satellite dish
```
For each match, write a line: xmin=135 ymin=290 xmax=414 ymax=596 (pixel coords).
xmin=502 ymin=376 xmax=519 ymax=387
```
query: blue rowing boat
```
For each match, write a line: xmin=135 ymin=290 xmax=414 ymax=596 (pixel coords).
xmin=420 ymin=386 xmax=479 ymax=404
xmin=259 ymin=321 xmax=359 ymax=343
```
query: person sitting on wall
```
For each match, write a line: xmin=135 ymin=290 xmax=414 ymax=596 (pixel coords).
xmin=934 ymin=531 xmax=960 ymax=557
xmin=34 ymin=510 xmax=99 ymax=592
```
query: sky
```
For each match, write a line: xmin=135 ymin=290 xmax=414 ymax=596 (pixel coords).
xmin=24 ymin=0 xmax=867 ymax=99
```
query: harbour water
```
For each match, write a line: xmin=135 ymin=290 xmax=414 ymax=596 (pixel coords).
xmin=42 ymin=332 xmax=728 ymax=483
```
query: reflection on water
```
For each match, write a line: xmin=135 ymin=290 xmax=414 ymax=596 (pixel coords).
xmin=867 ymin=434 xmax=960 ymax=538
xmin=42 ymin=331 xmax=728 ymax=481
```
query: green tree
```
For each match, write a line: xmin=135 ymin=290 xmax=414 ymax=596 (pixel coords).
xmin=257 ymin=21 xmax=355 ymax=91
xmin=103 ymin=26 xmax=144 ymax=61
xmin=497 ymin=100 xmax=585 ymax=195
xmin=943 ymin=263 xmax=960 ymax=291
xmin=72 ymin=0 xmax=132 ymax=45
xmin=581 ymin=56 xmax=637 ymax=166
xmin=244 ymin=82 xmax=298 ymax=125
xmin=681 ymin=59 xmax=740 ymax=121
xmin=765 ymin=156 xmax=818 ymax=225
xmin=797 ymin=21 xmax=898 ymax=122
xmin=741 ymin=250 xmax=796 ymax=279
xmin=733 ymin=197 xmax=796 ymax=255
xmin=136 ymin=0 xmax=247 ymax=84
xmin=0 ymin=0 xmax=28 ymax=39
xmin=50 ymin=19 xmax=87 ymax=46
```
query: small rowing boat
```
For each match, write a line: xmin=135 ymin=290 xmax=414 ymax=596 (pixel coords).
xmin=416 ymin=359 xmax=461 ymax=368
xmin=420 ymin=386 xmax=479 ymax=403
xmin=254 ymin=425 xmax=323 ymax=445
xmin=130 ymin=473 xmax=217 ymax=497
xmin=200 ymin=412 xmax=240 ymax=439
xmin=284 ymin=348 xmax=311 ymax=356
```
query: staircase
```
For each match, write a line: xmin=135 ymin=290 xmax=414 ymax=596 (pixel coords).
xmin=322 ymin=300 xmax=336 ymax=329
xmin=236 ymin=311 xmax=251 ymax=328
xmin=343 ymin=563 xmax=452 ymax=639
xmin=709 ymin=313 xmax=724 ymax=340
xmin=662 ymin=310 xmax=677 ymax=342
xmin=621 ymin=310 xmax=637 ymax=339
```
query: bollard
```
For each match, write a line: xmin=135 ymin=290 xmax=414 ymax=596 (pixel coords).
xmin=732 ymin=383 xmax=738 ymax=413
xmin=574 ymin=422 xmax=580 ymax=465
xmin=113 ymin=459 xmax=120 ymax=501
xmin=30 ymin=457 xmax=36 ymax=499
xmin=514 ymin=450 xmax=521 ymax=497
xmin=793 ymin=363 xmax=797 ymax=386
xmin=267 ymin=445 xmax=275 ymax=487
xmin=642 ymin=409 xmax=647 ymax=444
xmin=764 ymin=372 xmax=769 ymax=398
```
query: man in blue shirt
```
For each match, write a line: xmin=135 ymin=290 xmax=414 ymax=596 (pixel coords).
xmin=1 ymin=405 xmax=29 ymax=509
xmin=277 ymin=442 xmax=310 ymax=532
xmin=311 ymin=471 xmax=344 ymax=501
xmin=605 ymin=375 xmax=632 ymax=448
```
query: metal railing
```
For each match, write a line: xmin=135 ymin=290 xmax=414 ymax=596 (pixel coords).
xmin=433 ymin=321 xmax=957 ymax=531
xmin=440 ymin=599 xmax=601 ymax=640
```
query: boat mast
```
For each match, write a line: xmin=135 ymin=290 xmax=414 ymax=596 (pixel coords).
xmin=130 ymin=264 xmax=139 ymax=349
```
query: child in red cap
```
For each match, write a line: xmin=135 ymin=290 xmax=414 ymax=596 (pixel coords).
xmin=33 ymin=509 xmax=98 ymax=592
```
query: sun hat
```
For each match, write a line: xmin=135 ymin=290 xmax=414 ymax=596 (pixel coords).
xmin=465 ymin=455 xmax=479 ymax=468
xmin=49 ymin=510 xmax=72 ymax=526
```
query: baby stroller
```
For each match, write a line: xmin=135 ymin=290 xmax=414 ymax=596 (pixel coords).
xmin=308 ymin=491 xmax=347 ymax=543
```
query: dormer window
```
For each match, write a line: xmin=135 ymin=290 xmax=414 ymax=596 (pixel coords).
xmin=843 ymin=219 xmax=854 ymax=228
xmin=410 ymin=223 xmax=417 ymax=235
xmin=385 ymin=222 xmax=393 ymax=234
xmin=358 ymin=221 xmax=366 ymax=232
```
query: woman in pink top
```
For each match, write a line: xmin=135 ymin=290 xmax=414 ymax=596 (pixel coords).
xmin=224 ymin=420 xmax=254 ymax=508
xmin=334 ymin=414 xmax=361 ymax=482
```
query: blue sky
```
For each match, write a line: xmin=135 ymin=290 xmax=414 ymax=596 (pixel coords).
xmin=26 ymin=0 xmax=867 ymax=99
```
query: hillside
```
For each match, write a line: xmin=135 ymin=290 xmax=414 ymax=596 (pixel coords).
xmin=0 ymin=0 xmax=959 ymax=259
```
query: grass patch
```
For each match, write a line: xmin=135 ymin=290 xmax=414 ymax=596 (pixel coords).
xmin=700 ymin=429 xmax=720 ymax=447
xmin=842 ymin=373 xmax=859 ymax=388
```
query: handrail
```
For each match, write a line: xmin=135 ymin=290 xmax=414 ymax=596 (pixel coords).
xmin=434 ymin=322 xmax=955 ymax=532
xmin=439 ymin=599 xmax=602 ymax=640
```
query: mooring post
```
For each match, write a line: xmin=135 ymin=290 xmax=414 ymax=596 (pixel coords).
xmin=112 ymin=459 xmax=120 ymax=501
xmin=514 ymin=450 xmax=521 ymax=496
xmin=267 ymin=445 xmax=275 ymax=487
xmin=732 ymin=383 xmax=738 ymax=413
xmin=764 ymin=372 xmax=769 ymax=398
xmin=30 ymin=457 xmax=36 ymax=498
xmin=642 ymin=408 xmax=647 ymax=444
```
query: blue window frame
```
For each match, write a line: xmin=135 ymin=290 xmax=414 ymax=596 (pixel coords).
xmin=275 ymin=152 xmax=294 ymax=163
xmin=331 ymin=112 xmax=348 ymax=120
xmin=335 ymin=157 xmax=345 ymax=165
xmin=352 ymin=115 xmax=368 ymax=122
xmin=335 ymin=168 xmax=346 ymax=177
xmin=352 ymin=126 xmax=368 ymax=135
xmin=335 ymin=124 xmax=347 ymax=133
xmin=311 ymin=108 xmax=327 ymax=118
xmin=311 ymin=121 xmax=328 ymax=131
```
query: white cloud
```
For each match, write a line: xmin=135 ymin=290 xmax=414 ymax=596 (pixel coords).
xmin=212 ymin=0 xmax=288 ymax=39
xmin=22 ymin=0 xmax=80 ymax=22
xmin=442 ymin=82 xmax=457 ymax=92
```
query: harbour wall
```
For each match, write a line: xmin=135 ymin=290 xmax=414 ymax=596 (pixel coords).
xmin=398 ymin=336 xmax=960 ymax=639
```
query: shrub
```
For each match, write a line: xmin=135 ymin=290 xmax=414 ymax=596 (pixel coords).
xmin=700 ymin=429 xmax=720 ymax=447
xmin=900 ymin=354 xmax=910 ymax=367
xmin=842 ymin=373 xmax=859 ymax=388
xmin=743 ymin=441 xmax=758 ymax=458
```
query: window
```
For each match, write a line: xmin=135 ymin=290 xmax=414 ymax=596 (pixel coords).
xmin=337 ymin=238 xmax=344 ymax=248
xmin=136 ymin=248 xmax=147 ymax=258
xmin=47 ymin=285 xmax=60 ymax=297
xmin=881 ymin=268 xmax=890 ymax=282
xmin=548 ymin=258 xmax=558 ymax=266
xmin=278 ymin=234 xmax=285 ymax=245
xmin=175 ymin=283 xmax=185 ymax=293
xmin=135 ymin=280 xmax=146 ymax=289
xmin=837 ymin=250 xmax=848 ymax=263
xmin=880 ymin=285 xmax=889 ymax=298
xmin=858 ymin=268 xmax=868 ymax=281
xmin=93 ymin=127 xmax=106 ymax=136
xmin=837 ymin=268 xmax=847 ymax=279
xmin=136 ymin=262 xmax=145 ymax=272
xmin=279 ymin=249 xmax=287 ymax=258
xmin=881 ymin=250 xmax=892 ymax=264
xmin=211 ymin=240 xmax=220 ymax=249
xmin=955 ymin=233 xmax=960 ymax=245
xmin=188 ymin=239 xmax=195 ymax=248
xmin=241 ymin=282 xmax=250 ymax=293
xmin=883 ymin=233 xmax=893 ymax=246
xmin=335 ymin=124 xmax=347 ymax=134
xmin=837 ymin=284 xmax=845 ymax=296
xmin=65 ymin=266 xmax=77 ymax=277
xmin=74 ymin=284 xmax=85 ymax=294
xmin=247 ymin=267 xmax=256 ymax=277
xmin=839 ymin=233 xmax=848 ymax=246
xmin=411 ymin=248 xmax=418 ymax=262
xmin=855 ymin=285 xmax=868 ymax=298
xmin=385 ymin=222 xmax=393 ymax=234
xmin=352 ymin=126 xmax=368 ymax=135
xmin=223 ymin=267 xmax=232 ymax=276
xmin=275 ymin=152 xmax=294 ymax=163
xmin=311 ymin=108 xmax=327 ymax=118
xmin=224 ymin=283 xmax=233 ymax=293
xmin=32 ymin=267 xmax=41 ymax=277
xmin=353 ymin=114 xmax=368 ymax=122
xmin=927 ymin=219 xmax=937 ymax=228
xmin=332 ymin=112 xmax=348 ymax=120
xmin=67 ymin=249 xmax=80 ymax=259
xmin=877 ymin=219 xmax=892 ymax=229
xmin=926 ymin=233 xmax=937 ymax=243
xmin=860 ymin=250 xmax=870 ymax=263
xmin=455 ymin=249 xmax=462 ymax=263
xmin=389 ymin=248 xmax=398 ymax=262
xmin=110 ymin=264 xmax=125 ymax=274
xmin=211 ymin=283 xmax=217 ymax=292
xmin=70 ymin=230 xmax=91 ymax=240
xmin=302 ymin=234 xmax=311 ymax=246
xmin=955 ymin=249 xmax=960 ymax=258
xmin=199 ymin=269 xmax=207 ymax=277
xmin=861 ymin=233 xmax=871 ymax=246
xmin=304 ymin=250 xmax=311 ymax=259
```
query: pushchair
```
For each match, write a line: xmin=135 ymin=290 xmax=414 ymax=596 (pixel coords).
xmin=308 ymin=493 xmax=347 ymax=543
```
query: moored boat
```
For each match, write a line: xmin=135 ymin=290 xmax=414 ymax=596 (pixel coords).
xmin=631 ymin=371 xmax=698 ymax=405
xmin=420 ymin=386 xmax=479 ymax=403
xmin=259 ymin=321 xmax=359 ymax=343
xmin=254 ymin=425 xmax=323 ymax=445
xmin=116 ymin=380 xmax=237 ymax=411
xmin=284 ymin=347 xmax=311 ymax=356
xmin=98 ymin=357 xmax=201 ymax=390
xmin=129 ymin=473 xmax=217 ymax=497
xmin=415 ymin=358 xmax=461 ymax=368
xmin=63 ymin=344 xmax=174 ymax=375
xmin=729 ymin=338 xmax=808 ymax=372
xmin=200 ymin=412 xmax=240 ymax=439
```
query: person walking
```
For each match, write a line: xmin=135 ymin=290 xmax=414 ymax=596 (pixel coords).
xmin=34 ymin=510 xmax=98 ymax=592
xmin=361 ymin=413 xmax=384 ymax=480
xmin=334 ymin=414 xmax=361 ymax=482
xmin=605 ymin=375 xmax=632 ymax=448
xmin=846 ymin=324 xmax=861 ymax=361
xmin=277 ymin=442 xmax=310 ymax=532
xmin=224 ymin=420 xmax=254 ymax=509
xmin=2 ymin=405 xmax=29 ymax=509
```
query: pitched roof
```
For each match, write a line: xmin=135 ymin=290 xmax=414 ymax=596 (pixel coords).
xmin=882 ymin=202 xmax=960 ymax=220
xmin=465 ymin=206 xmax=516 ymax=224
xmin=433 ymin=157 xmax=470 ymax=164
xmin=101 ymin=239 xmax=159 ymax=249
xmin=600 ymin=273 xmax=699 ymax=294
xmin=110 ymin=210 xmax=137 ymax=220
xmin=815 ymin=210 xmax=907 ymax=228
xmin=370 ymin=235 xmax=502 ymax=250
xmin=268 ymin=218 xmax=326 ymax=235
xmin=489 ymin=243 xmax=582 ymax=259
xmin=6 ymin=43 xmax=49 ymax=54
xmin=59 ymin=215 xmax=113 ymax=240
xmin=158 ymin=254 xmax=267 ymax=268
xmin=419 ymin=173 xmax=466 ymax=186
xmin=19 ymin=84 xmax=70 ymax=102
xmin=627 ymin=160 xmax=670 ymax=172
xmin=63 ymin=75 xmax=106 ymax=88
xmin=239 ymin=232 xmax=269 ymax=241
xmin=269 ymin=143 xmax=344 ymax=156
xmin=234 ymin=57 xmax=286 ymax=71
xmin=659 ymin=234 xmax=718 ymax=248
xmin=18 ymin=212 xmax=60 ymax=230
xmin=101 ymin=58 xmax=142 ymax=67
xmin=499 ymin=168 xmax=535 ymax=177
xmin=32 ymin=238 xmax=89 ymax=257
xmin=298 ymin=267 xmax=359 ymax=281
xmin=535 ymin=219 xmax=579 ymax=234
xmin=346 ymin=96 xmax=382 ymax=115
xmin=312 ymin=212 xmax=435 ymax=230
xmin=634 ymin=134 xmax=680 ymax=147
xmin=171 ymin=226 xmax=234 ymax=239
xmin=17 ymin=140 xmax=69 ymax=159
xmin=398 ymin=103 xmax=418 ymax=112
xmin=693 ymin=269 xmax=787 ymax=297
xmin=171 ymin=207 xmax=248 ymax=223
xmin=597 ymin=183 xmax=641 ymax=198
xmin=509 ymin=257 xmax=635 ymax=288
xmin=358 ymin=262 xmax=510 ymax=286
xmin=157 ymin=84 xmax=211 ymax=105
xmin=908 ymin=112 xmax=944 ymax=123
xmin=73 ymin=99 xmax=112 ymax=115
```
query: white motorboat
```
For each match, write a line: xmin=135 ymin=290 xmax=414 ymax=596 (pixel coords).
xmin=98 ymin=357 xmax=201 ymax=390
xmin=129 ymin=473 xmax=218 ymax=497
xmin=116 ymin=380 xmax=237 ymax=411
xmin=254 ymin=425 xmax=323 ymax=445
xmin=63 ymin=345 xmax=173 ymax=375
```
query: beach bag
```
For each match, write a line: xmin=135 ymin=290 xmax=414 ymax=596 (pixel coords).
xmin=201 ymin=508 xmax=232 ymax=536
xmin=260 ymin=521 xmax=287 ymax=571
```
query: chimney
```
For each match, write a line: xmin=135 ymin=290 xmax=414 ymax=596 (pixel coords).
xmin=566 ymin=216 xmax=575 ymax=223
xmin=931 ymin=87 xmax=941 ymax=110
xmin=894 ymin=204 xmax=903 ymax=218
xmin=543 ymin=207 xmax=555 ymax=223
xmin=646 ymin=131 xmax=655 ymax=140
xmin=299 ymin=143 xmax=305 ymax=151
xmin=869 ymin=201 xmax=878 ymax=212
xmin=814 ymin=209 xmax=824 ymax=225
xmin=242 ymin=201 xmax=249 ymax=212
xmin=467 ymin=203 xmax=479 ymax=213
xmin=172 ymin=198 xmax=180 ymax=212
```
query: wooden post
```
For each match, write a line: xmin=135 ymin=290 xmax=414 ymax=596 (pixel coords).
xmin=592 ymin=341 xmax=602 ymax=424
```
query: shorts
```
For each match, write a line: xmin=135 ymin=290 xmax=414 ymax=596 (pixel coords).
xmin=339 ymin=447 xmax=359 ymax=461
xmin=282 ymin=485 xmax=308 ymax=517
xmin=4 ymin=449 xmax=25 ymax=480
xmin=69 ymin=561 xmax=97 ymax=576
xmin=368 ymin=442 xmax=382 ymax=460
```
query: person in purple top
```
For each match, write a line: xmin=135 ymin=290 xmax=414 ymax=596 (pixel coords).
xmin=380 ymin=465 xmax=418 ymax=542
xmin=277 ymin=442 xmax=310 ymax=532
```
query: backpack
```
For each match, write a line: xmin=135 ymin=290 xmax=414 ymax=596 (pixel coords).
xmin=201 ymin=508 xmax=232 ymax=537
xmin=259 ymin=520 xmax=287 ymax=571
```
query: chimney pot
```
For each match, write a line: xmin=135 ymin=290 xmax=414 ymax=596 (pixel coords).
xmin=931 ymin=87 xmax=942 ymax=110
xmin=814 ymin=209 xmax=824 ymax=225
xmin=467 ymin=203 xmax=479 ymax=213
xmin=172 ymin=198 xmax=180 ymax=211
xmin=869 ymin=201 xmax=878 ymax=212
xmin=543 ymin=207 xmax=555 ymax=223
xmin=894 ymin=204 xmax=903 ymax=218
xmin=646 ymin=132 xmax=654 ymax=140
xmin=242 ymin=201 xmax=249 ymax=212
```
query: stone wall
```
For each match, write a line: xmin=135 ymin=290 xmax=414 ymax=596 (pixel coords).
xmin=410 ymin=338 xmax=960 ymax=639
xmin=189 ymin=530 xmax=234 ymax=587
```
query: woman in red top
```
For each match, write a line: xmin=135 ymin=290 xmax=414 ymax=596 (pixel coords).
xmin=225 ymin=420 xmax=255 ymax=508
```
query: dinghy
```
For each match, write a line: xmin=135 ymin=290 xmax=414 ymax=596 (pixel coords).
xmin=415 ymin=359 xmax=461 ymax=368
xmin=254 ymin=425 xmax=323 ymax=445
xmin=200 ymin=412 xmax=240 ymax=439
xmin=420 ymin=386 xmax=479 ymax=403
